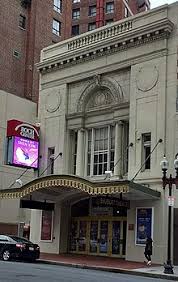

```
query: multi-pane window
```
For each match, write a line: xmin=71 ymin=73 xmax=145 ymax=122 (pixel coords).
xmin=88 ymin=22 xmax=96 ymax=31
xmin=72 ymin=8 xmax=80 ymax=19
xmin=89 ymin=5 xmax=96 ymax=17
xmin=54 ymin=0 xmax=62 ymax=13
xmin=47 ymin=147 xmax=55 ymax=175
xmin=87 ymin=126 xmax=115 ymax=176
xmin=72 ymin=25 xmax=80 ymax=36
xmin=142 ymin=133 xmax=151 ymax=170
xmin=19 ymin=14 xmax=26 ymax=29
xmin=106 ymin=2 xmax=114 ymax=14
xmin=72 ymin=0 xmax=80 ymax=3
xmin=52 ymin=19 xmax=61 ymax=36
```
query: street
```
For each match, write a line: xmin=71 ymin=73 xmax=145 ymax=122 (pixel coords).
xmin=0 ymin=261 xmax=173 ymax=282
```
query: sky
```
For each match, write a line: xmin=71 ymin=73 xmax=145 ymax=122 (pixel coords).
xmin=151 ymin=0 xmax=177 ymax=8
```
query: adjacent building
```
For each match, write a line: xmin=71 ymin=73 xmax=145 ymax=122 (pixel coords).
xmin=0 ymin=0 xmax=149 ymax=103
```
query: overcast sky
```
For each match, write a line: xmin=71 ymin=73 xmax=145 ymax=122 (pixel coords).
xmin=151 ymin=0 xmax=177 ymax=8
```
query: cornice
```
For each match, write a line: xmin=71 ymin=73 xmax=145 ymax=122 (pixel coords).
xmin=37 ymin=18 xmax=173 ymax=74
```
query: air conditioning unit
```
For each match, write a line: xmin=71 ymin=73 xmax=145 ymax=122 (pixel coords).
xmin=21 ymin=0 xmax=32 ymax=8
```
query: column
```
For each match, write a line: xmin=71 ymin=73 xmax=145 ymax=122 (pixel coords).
xmin=114 ymin=122 xmax=123 ymax=177
xmin=76 ymin=128 xmax=85 ymax=176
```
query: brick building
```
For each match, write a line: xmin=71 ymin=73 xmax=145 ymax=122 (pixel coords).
xmin=0 ymin=0 xmax=149 ymax=103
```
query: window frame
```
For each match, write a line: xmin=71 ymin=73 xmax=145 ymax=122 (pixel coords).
xmin=47 ymin=147 xmax=55 ymax=175
xmin=19 ymin=14 xmax=26 ymax=29
xmin=72 ymin=8 xmax=80 ymax=20
xmin=54 ymin=0 xmax=62 ymax=13
xmin=86 ymin=126 xmax=115 ymax=177
xmin=88 ymin=22 xmax=96 ymax=31
xmin=141 ymin=133 xmax=151 ymax=171
xmin=88 ymin=5 xmax=97 ymax=17
xmin=105 ymin=2 xmax=114 ymax=14
xmin=72 ymin=24 xmax=80 ymax=36
xmin=52 ymin=19 xmax=61 ymax=36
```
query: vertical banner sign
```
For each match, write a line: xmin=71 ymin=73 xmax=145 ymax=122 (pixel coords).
xmin=41 ymin=210 xmax=53 ymax=241
xmin=136 ymin=207 xmax=153 ymax=245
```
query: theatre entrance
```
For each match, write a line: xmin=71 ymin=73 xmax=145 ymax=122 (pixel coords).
xmin=69 ymin=197 xmax=129 ymax=257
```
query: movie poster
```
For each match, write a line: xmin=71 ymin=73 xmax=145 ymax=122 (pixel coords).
xmin=41 ymin=210 xmax=53 ymax=241
xmin=136 ymin=207 xmax=153 ymax=245
xmin=13 ymin=136 xmax=39 ymax=168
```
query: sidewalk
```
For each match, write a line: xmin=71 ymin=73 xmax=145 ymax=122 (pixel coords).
xmin=38 ymin=253 xmax=178 ymax=281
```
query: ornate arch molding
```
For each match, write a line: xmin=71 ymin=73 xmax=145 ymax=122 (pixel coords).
xmin=77 ymin=75 xmax=124 ymax=112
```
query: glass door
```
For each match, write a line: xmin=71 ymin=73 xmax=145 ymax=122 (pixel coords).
xmin=78 ymin=221 xmax=87 ymax=252
xmin=112 ymin=221 xmax=121 ymax=255
xmin=89 ymin=221 xmax=98 ymax=253
xmin=69 ymin=220 xmax=78 ymax=252
xmin=99 ymin=221 xmax=108 ymax=254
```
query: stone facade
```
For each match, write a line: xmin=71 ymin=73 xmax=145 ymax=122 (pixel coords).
xmin=2 ymin=3 xmax=178 ymax=264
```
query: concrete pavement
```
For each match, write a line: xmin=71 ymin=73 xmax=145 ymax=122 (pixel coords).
xmin=38 ymin=253 xmax=178 ymax=281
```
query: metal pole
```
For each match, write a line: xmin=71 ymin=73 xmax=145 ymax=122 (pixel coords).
xmin=164 ymin=174 xmax=174 ymax=274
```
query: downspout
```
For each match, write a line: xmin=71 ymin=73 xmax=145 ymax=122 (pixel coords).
xmin=24 ymin=0 xmax=37 ymax=101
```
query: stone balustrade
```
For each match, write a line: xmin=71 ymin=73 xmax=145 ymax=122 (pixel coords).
xmin=67 ymin=21 xmax=132 ymax=51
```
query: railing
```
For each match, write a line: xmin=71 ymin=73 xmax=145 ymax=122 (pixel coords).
xmin=68 ymin=21 xmax=132 ymax=51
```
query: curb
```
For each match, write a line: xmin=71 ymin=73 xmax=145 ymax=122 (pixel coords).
xmin=37 ymin=259 xmax=178 ymax=281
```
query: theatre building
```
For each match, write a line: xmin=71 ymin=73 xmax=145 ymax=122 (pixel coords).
xmin=1 ymin=4 xmax=178 ymax=264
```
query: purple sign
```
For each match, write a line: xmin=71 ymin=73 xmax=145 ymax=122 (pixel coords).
xmin=13 ymin=136 xmax=39 ymax=168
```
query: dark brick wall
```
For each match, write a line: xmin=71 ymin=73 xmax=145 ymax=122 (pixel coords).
xmin=0 ymin=0 xmax=148 ymax=104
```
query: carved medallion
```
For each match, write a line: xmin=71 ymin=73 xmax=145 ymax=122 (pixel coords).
xmin=45 ymin=91 xmax=61 ymax=113
xmin=136 ymin=65 xmax=158 ymax=92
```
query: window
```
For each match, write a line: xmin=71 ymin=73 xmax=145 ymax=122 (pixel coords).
xmin=105 ymin=19 xmax=113 ymax=25
xmin=106 ymin=2 xmax=114 ymax=14
xmin=54 ymin=0 xmax=62 ymax=13
xmin=19 ymin=14 xmax=26 ymax=29
xmin=72 ymin=8 xmax=80 ymax=19
xmin=47 ymin=147 xmax=55 ymax=174
xmin=87 ymin=126 xmax=115 ymax=176
xmin=142 ymin=133 xmax=151 ymax=170
xmin=72 ymin=0 xmax=80 ymax=3
xmin=88 ymin=22 xmax=96 ymax=31
xmin=0 ymin=235 xmax=9 ymax=242
xmin=52 ymin=19 xmax=61 ymax=36
xmin=89 ymin=5 xmax=96 ymax=17
xmin=72 ymin=25 xmax=80 ymax=36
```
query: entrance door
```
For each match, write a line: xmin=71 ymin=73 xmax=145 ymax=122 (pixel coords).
xmin=99 ymin=221 xmax=109 ymax=254
xmin=69 ymin=217 xmax=127 ymax=257
xmin=69 ymin=220 xmax=88 ymax=253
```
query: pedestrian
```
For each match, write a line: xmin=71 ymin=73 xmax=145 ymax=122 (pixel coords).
xmin=144 ymin=237 xmax=153 ymax=266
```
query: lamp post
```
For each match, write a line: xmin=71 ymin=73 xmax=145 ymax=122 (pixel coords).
xmin=160 ymin=156 xmax=178 ymax=274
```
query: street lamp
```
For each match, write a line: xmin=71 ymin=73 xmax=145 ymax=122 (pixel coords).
xmin=160 ymin=155 xmax=178 ymax=274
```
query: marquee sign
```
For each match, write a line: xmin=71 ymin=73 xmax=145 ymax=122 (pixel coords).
xmin=6 ymin=119 xmax=40 ymax=169
xmin=92 ymin=196 xmax=130 ymax=209
xmin=7 ymin=119 xmax=39 ymax=141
